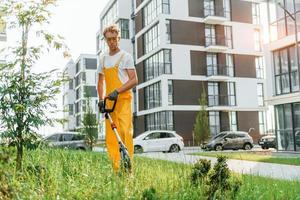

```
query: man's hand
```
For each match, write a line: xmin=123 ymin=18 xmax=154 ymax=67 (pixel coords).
xmin=108 ymin=89 xmax=119 ymax=100
xmin=98 ymin=99 xmax=105 ymax=113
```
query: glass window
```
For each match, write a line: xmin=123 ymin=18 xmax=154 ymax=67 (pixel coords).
xmin=84 ymin=86 xmax=97 ymax=98
xmin=168 ymin=80 xmax=173 ymax=105
xmin=226 ymin=54 xmax=234 ymax=77
xmin=205 ymin=24 xmax=215 ymax=46
xmin=144 ymin=24 xmax=160 ymax=54
xmin=204 ymin=0 xmax=215 ymax=16
xmin=259 ymin=111 xmax=266 ymax=134
xmin=228 ymin=82 xmax=236 ymax=106
xmin=252 ymin=3 xmax=260 ymax=25
xmin=84 ymin=58 xmax=97 ymax=69
xmin=229 ymin=111 xmax=237 ymax=131
xmin=145 ymin=111 xmax=173 ymax=131
xmin=208 ymin=82 xmax=219 ymax=106
xmin=117 ymin=19 xmax=129 ymax=39
xmin=225 ymin=26 xmax=233 ymax=49
xmin=69 ymin=104 xmax=73 ymax=115
xmin=101 ymin=1 xmax=118 ymax=32
xmin=69 ymin=79 xmax=73 ymax=90
xmin=289 ymin=46 xmax=299 ymax=92
xmin=145 ymin=82 xmax=161 ymax=109
xmin=255 ymin=57 xmax=264 ymax=79
xmin=46 ymin=134 xmax=61 ymax=142
xmin=166 ymin=19 xmax=171 ymax=44
xmin=209 ymin=111 xmax=220 ymax=136
xmin=63 ymin=134 xmax=74 ymax=141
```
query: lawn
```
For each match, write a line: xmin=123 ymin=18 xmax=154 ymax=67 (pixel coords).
xmin=1 ymin=148 xmax=300 ymax=199
xmin=190 ymin=151 xmax=300 ymax=166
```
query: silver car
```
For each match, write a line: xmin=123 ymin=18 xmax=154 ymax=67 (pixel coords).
xmin=205 ymin=131 xmax=254 ymax=151
xmin=43 ymin=132 xmax=87 ymax=150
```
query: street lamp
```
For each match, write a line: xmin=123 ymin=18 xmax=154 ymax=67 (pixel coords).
xmin=276 ymin=1 xmax=300 ymax=91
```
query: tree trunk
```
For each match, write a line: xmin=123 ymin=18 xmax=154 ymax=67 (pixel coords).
xmin=16 ymin=139 xmax=23 ymax=171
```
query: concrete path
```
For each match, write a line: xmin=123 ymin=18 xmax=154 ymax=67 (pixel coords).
xmin=139 ymin=151 xmax=300 ymax=181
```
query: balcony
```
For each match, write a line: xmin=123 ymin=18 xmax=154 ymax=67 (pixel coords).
xmin=206 ymin=64 xmax=233 ymax=81
xmin=203 ymin=5 xmax=230 ymax=25
xmin=208 ymin=95 xmax=236 ymax=107
xmin=205 ymin=35 xmax=230 ymax=52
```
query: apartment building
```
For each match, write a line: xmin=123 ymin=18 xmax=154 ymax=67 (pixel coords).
xmin=132 ymin=0 xmax=266 ymax=144
xmin=264 ymin=0 xmax=300 ymax=151
xmin=62 ymin=54 xmax=98 ymax=131
xmin=96 ymin=0 xmax=133 ymax=56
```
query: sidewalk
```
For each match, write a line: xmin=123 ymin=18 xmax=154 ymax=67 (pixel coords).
xmin=139 ymin=151 xmax=300 ymax=181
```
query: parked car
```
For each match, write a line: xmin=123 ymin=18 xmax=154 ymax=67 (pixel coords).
xmin=259 ymin=135 xmax=276 ymax=149
xmin=133 ymin=130 xmax=184 ymax=153
xmin=43 ymin=132 xmax=87 ymax=150
xmin=205 ymin=131 xmax=254 ymax=151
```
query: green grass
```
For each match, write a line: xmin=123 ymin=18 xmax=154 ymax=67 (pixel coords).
xmin=191 ymin=151 xmax=300 ymax=166
xmin=1 ymin=148 xmax=300 ymax=199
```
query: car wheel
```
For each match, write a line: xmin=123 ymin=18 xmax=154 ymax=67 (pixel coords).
xmin=244 ymin=143 xmax=252 ymax=150
xmin=169 ymin=144 xmax=180 ymax=153
xmin=215 ymin=144 xmax=223 ymax=151
xmin=134 ymin=145 xmax=143 ymax=154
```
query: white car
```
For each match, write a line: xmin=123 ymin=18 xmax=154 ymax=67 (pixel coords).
xmin=133 ymin=130 xmax=184 ymax=153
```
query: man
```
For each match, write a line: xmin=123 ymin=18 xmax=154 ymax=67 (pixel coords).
xmin=97 ymin=24 xmax=138 ymax=172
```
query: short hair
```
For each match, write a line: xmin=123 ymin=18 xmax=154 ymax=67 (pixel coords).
xmin=103 ymin=24 xmax=120 ymax=38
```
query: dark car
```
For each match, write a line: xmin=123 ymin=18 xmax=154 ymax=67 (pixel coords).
xmin=43 ymin=132 xmax=87 ymax=150
xmin=205 ymin=131 xmax=254 ymax=151
xmin=259 ymin=135 xmax=276 ymax=149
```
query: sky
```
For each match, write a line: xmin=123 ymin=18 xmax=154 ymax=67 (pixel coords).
xmin=6 ymin=0 xmax=109 ymax=135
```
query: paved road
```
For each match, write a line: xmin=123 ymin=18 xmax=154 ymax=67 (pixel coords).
xmin=139 ymin=151 xmax=300 ymax=181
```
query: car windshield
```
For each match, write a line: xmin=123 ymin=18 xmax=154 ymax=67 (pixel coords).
xmin=212 ymin=132 xmax=227 ymax=140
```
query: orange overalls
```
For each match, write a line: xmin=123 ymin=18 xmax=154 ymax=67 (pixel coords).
xmin=102 ymin=53 xmax=134 ymax=172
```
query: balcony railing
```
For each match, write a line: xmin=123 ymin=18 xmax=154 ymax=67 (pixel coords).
xmin=208 ymin=95 xmax=236 ymax=107
xmin=205 ymin=34 xmax=231 ymax=47
xmin=207 ymin=64 xmax=233 ymax=77
xmin=204 ymin=5 xmax=230 ymax=19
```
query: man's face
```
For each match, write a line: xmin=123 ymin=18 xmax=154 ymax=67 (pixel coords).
xmin=105 ymin=31 xmax=120 ymax=51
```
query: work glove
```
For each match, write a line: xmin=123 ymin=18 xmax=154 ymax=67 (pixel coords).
xmin=108 ymin=89 xmax=119 ymax=100
xmin=98 ymin=99 xmax=105 ymax=113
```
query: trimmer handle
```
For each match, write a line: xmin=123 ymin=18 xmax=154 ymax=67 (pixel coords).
xmin=103 ymin=96 xmax=117 ymax=113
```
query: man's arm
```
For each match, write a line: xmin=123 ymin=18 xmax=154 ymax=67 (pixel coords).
xmin=116 ymin=69 xmax=138 ymax=93
xmin=97 ymin=73 xmax=105 ymax=100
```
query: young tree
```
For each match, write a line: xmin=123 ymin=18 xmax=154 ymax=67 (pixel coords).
xmin=81 ymin=92 xmax=99 ymax=151
xmin=0 ymin=0 xmax=69 ymax=171
xmin=193 ymin=83 xmax=211 ymax=146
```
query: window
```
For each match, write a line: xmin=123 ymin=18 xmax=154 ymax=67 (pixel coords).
xmin=252 ymin=3 xmax=260 ymax=25
xmin=145 ymin=111 xmax=173 ymax=131
xmin=76 ymin=61 xmax=80 ymax=74
xmin=63 ymin=134 xmax=74 ymax=141
xmin=160 ymin=132 xmax=174 ymax=138
xmin=145 ymin=82 xmax=161 ymax=109
xmin=76 ymin=88 xmax=81 ymax=100
xmin=208 ymin=82 xmax=219 ymax=106
xmin=69 ymin=79 xmax=73 ymax=89
xmin=206 ymin=53 xmax=217 ymax=76
xmin=142 ymin=0 xmax=170 ymax=27
xmin=46 ymin=134 xmax=61 ymax=142
xmin=144 ymin=24 xmax=160 ymax=54
xmin=223 ymin=0 xmax=231 ymax=20
xmin=84 ymin=58 xmax=97 ymax=70
xmin=257 ymin=83 xmax=264 ymax=106
xmin=84 ymin=86 xmax=97 ymax=98
xmin=259 ymin=111 xmax=266 ymax=134
xmin=228 ymin=82 xmax=236 ymax=106
xmin=76 ymin=115 xmax=81 ymax=127
xmin=205 ymin=24 xmax=216 ymax=46
xmin=69 ymin=104 xmax=73 ymax=115
xmin=75 ymin=101 xmax=81 ymax=113
xmin=204 ymin=0 xmax=215 ymax=16
xmin=226 ymin=54 xmax=234 ymax=77
xmin=166 ymin=19 xmax=171 ymax=44
xmin=209 ymin=111 xmax=220 ymax=136
xmin=225 ymin=26 xmax=233 ymax=48
xmin=254 ymin=29 xmax=261 ymax=51
xmin=146 ymin=132 xmax=160 ymax=140
xmin=118 ymin=19 xmax=129 ymax=39
xmin=273 ymin=46 xmax=299 ymax=95
xmin=144 ymin=49 xmax=172 ymax=81
xmin=101 ymin=1 xmax=118 ymax=32
xmin=168 ymin=80 xmax=173 ymax=105
xmin=229 ymin=111 xmax=237 ymax=131
xmin=255 ymin=57 xmax=264 ymax=79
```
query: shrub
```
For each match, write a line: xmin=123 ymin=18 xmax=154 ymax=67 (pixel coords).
xmin=190 ymin=159 xmax=211 ymax=184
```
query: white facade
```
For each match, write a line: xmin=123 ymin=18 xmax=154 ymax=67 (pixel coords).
xmin=62 ymin=54 xmax=99 ymax=132
xmin=134 ymin=0 xmax=267 ymax=137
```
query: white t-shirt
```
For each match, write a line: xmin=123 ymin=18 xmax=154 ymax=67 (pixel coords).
xmin=97 ymin=49 xmax=135 ymax=84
